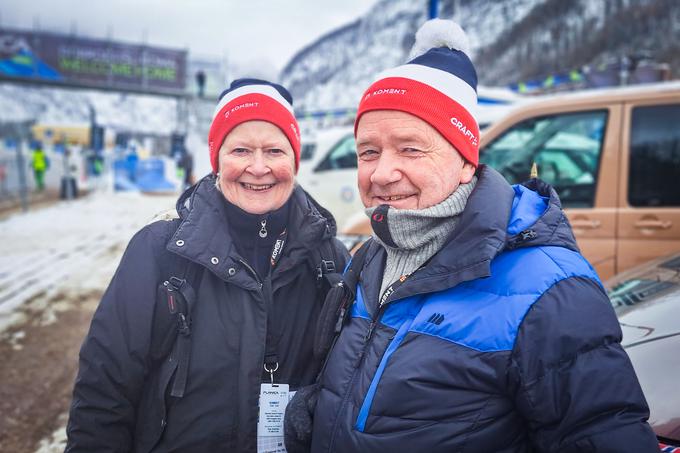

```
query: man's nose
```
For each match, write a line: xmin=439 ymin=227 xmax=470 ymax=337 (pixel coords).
xmin=247 ymin=150 xmax=271 ymax=176
xmin=370 ymin=152 xmax=401 ymax=185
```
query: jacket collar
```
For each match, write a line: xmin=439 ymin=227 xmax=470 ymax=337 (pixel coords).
xmin=167 ymin=174 xmax=336 ymax=287
xmin=361 ymin=165 xmax=577 ymax=306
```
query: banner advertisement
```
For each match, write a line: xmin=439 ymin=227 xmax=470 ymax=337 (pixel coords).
xmin=0 ymin=28 xmax=187 ymax=94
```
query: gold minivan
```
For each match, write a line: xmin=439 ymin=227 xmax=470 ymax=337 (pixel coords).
xmin=340 ymin=82 xmax=680 ymax=280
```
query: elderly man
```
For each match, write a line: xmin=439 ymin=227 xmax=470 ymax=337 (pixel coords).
xmin=299 ymin=19 xmax=659 ymax=453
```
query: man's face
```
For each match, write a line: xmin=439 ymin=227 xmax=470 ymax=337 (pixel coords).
xmin=218 ymin=120 xmax=296 ymax=214
xmin=356 ymin=110 xmax=475 ymax=210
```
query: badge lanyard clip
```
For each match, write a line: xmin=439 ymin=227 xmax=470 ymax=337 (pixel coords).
xmin=264 ymin=362 xmax=279 ymax=384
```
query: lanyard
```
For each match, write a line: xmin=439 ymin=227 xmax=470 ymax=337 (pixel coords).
xmin=379 ymin=272 xmax=412 ymax=307
xmin=264 ymin=229 xmax=288 ymax=383
xmin=269 ymin=229 xmax=287 ymax=269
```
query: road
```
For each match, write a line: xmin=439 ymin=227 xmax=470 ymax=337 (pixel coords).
xmin=0 ymin=190 xmax=176 ymax=452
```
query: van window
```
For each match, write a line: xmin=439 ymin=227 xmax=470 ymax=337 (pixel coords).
xmin=629 ymin=104 xmax=680 ymax=207
xmin=315 ymin=134 xmax=357 ymax=172
xmin=480 ymin=110 xmax=607 ymax=207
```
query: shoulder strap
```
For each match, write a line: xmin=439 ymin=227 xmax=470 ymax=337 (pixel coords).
xmin=151 ymin=219 xmax=204 ymax=398
xmin=341 ymin=238 xmax=372 ymax=300
xmin=166 ymin=263 xmax=202 ymax=398
xmin=309 ymin=237 xmax=339 ymax=284
xmin=313 ymin=238 xmax=373 ymax=372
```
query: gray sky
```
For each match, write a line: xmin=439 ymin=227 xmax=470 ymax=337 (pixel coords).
xmin=0 ymin=0 xmax=375 ymax=73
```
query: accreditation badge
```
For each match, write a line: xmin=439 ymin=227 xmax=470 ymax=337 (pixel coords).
xmin=257 ymin=383 xmax=296 ymax=453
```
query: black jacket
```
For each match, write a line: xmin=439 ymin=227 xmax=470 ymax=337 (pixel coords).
xmin=312 ymin=166 xmax=658 ymax=452
xmin=66 ymin=175 xmax=349 ymax=452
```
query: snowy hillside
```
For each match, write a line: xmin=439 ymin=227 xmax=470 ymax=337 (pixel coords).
xmin=279 ymin=0 xmax=540 ymax=110
xmin=475 ymin=0 xmax=679 ymax=84
xmin=280 ymin=0 xmax=678 ymax=111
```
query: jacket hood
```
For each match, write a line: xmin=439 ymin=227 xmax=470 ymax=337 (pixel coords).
xmin=505 ymin=177 xmax=580 ymax=253
xmin=426 ymin=165 xmax=578 ymax=274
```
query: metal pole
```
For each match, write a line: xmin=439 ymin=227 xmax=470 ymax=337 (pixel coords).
xmin=16 ymin=140 xmax=29 ymax=212
xmin=428 ymin=0 xmax=439 ymax=19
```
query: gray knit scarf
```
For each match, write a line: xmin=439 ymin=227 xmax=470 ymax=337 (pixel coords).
xmin=366 ymin=176 xmax=477 ymax=299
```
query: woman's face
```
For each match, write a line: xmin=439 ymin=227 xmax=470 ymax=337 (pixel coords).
xmin=218 ymin=121 xmax=296 ymax=214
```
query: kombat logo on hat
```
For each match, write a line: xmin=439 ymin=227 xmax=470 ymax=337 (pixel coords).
xmin=363 ymin=88 xmax=408 ymax=100
xmin=223 ymin=101 xmax=260 ymax=119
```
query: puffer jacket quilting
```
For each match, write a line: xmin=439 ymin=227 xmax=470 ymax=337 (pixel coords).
xmin=312 ymin=166 xmax=658 ymax=453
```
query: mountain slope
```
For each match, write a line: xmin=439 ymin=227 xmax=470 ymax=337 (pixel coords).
xmin=280 ymin=0 xmax=678 ymax=110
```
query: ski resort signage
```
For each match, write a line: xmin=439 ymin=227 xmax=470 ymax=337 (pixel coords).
xmin=0 ymin=28 xmax=187 ymax=95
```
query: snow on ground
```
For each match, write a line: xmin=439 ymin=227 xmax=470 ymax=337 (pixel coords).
xmin=34 ymin=420 xmax=68 ymax=453
xmin=0 ymin=190 xmax=177 ymax=335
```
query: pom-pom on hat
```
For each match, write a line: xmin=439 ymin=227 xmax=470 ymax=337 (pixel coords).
xmin=208 ymin=78 xmax=301 ymax=173
xmin=355 ymin=19 xmax=480 ymax=166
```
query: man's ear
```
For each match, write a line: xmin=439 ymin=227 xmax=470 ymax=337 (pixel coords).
xmin=459 ymin=161 xmax=476 ymax=184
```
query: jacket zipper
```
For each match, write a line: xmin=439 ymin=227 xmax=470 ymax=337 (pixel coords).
xmin=354 ymin=282 xmax=402 ymax=367
xmin=238 ymin=259 xmax=271 ymax=441
xmin=327 ymin=286 xmax=387 ymax=450
xmin=355 ymin=313 xmax=380 ymax=367
xmin=238 ymin=259 xmax=263 ymax=289
xmin=328 ymin=283 xmax=428 ymax=446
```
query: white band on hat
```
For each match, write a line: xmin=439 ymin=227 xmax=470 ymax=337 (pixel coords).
xmin=212 ymin=84 xmax=295 ymax=121
xmin=376 ymin=64 xmax=478 ymax=116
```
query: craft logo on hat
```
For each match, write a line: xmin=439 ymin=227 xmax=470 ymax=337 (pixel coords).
xmin=450 ymin=116 xmax=478 ymax=147
xmin=290 ymin=122 xmax=300 ymax=142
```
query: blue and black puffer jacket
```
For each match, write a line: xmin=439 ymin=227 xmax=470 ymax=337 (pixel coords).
xmin=312 ymin=166 xmax=658 ymax=452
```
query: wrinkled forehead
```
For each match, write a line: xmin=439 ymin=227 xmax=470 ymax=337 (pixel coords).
xmin=356 ymin=110 xmax=431 ymax=137
xmin=356 ymin=110 xmax=463 ymax=156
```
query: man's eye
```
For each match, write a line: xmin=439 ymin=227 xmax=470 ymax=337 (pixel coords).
xmin=403 ymin=147 xmax=422 ymax=153
xmin=267 ymin=148 xmax=284 ymax=155
xmin=233 ymin=148 xmax=249 ymax=154
xmin=359 ymin=149 xmax=378 ymax=159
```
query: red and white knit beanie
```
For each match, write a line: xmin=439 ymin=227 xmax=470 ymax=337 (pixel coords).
xmin=355 ymin=19 xmax=480 ymax=166
xmin=208 ymin=78 xmax=301 ymax=173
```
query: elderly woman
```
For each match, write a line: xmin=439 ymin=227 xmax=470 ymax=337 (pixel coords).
xmin=66 ymin=79 xmax=348 ymax=452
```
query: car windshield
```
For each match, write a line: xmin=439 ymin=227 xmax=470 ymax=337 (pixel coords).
xmin=607 ymin=255 xmax=680 ymax=315
xmin=480 ymin=110 xmax=607 ymax=207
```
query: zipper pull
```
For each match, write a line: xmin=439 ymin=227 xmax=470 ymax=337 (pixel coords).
xmin=356 ymin=320 xmax=377 ymax=366
xmin=364 ymin=321 xmax=376 ymax=342
xmin=259 ymin=219 xmax=267 ymax=238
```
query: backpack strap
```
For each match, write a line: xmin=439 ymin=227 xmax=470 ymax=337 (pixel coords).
xmin=340 ymin=239 xmax=372 ymax=301
xmin=151 ymin=218 xmax=204 ymax=398
xmin=313 ymin=239 xmax=373 ymax=368
xmin=165 ymin=263 xmax=202 ymax=398
xmin=309 ymin=238 xmax=339 ymax=289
